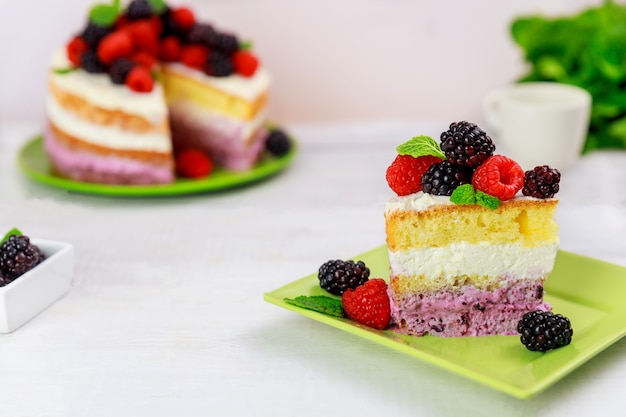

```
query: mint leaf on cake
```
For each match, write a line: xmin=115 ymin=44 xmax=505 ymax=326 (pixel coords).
xmin=396 ymin=135 xmax=446 ymax=160
xmin=284 ymin=295 xmax=344 ymax=318
xmin=450 ymin=184 xmax=477 ymax=205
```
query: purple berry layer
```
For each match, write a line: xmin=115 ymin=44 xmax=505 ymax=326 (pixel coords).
xmin=388 ymin=279 xmax=551 ymax=337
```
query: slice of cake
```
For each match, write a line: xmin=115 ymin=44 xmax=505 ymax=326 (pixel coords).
xmin=45 ymin=0 xmax=273 ymax=184
xmin=384 ymin=121 xmax=561 ymax=337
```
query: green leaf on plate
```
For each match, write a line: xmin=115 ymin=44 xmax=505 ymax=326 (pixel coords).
xmin=284 ymin=295 xmax=344 ymax=318
xmin=1 ymin=228 xmax=22 ymax=245
xmin=450 ymin=184 xmax=477 ymax=205
xmin=396 ymin=135 xmax=446 ymax=160
xmin=476 ymin=190 xmax=502 ymax=210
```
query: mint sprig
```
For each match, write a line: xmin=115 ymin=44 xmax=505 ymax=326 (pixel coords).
xmin=284 ymin=295 xmax=344 ymax=318
xmin=147 ymin=0 xmax=167 ymax=14
xmin=89 ymin=3 xmax=120 ymax=27
xmin=450 ymin=185 xmax=502 ymax=209
xmin=396 ymin=135 xmax=446 ymax=160
xmin=1 ymin=228 xmax=22 ymax=245
xmin=52 ymin=67 xmax=77 ymax=75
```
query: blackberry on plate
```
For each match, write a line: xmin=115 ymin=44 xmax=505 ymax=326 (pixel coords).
xmin=440 ymin=121 xmax=495 ymax=167
xmin=421 ymin=160 xmax=473 ymax=196
xmin=318 ymin=259 xmax=370 ymax=296
xmin=517 ymin=310 xmax=573 ymax=352
xmin=81 ymin=50 xmax=107 ymax=73
xmin=265 ymin=129 xmax=291 ymax=157
xmin=127 ymin=0 xmax=153 ymax=20
xmin=203 ymin=52 xmax=234 ymax=77
xmin=108 ymin=58 xmax=136 ymax=84
xmin=522 ymin=165 xmax=561 ymax=198
xmin=0 ymin=234 xmax=43 ymax=282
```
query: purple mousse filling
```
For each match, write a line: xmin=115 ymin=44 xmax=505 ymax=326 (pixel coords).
xmin=168 ymin=103 xmax=268 ymax=171
xmin=388 ymin=279 xmax=551 ymax=337
xmin=44 ymin=126 xmax=174 ymax=185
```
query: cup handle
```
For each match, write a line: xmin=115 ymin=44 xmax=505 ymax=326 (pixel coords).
xmin=483 ymin=89 xmax=504 ymax=134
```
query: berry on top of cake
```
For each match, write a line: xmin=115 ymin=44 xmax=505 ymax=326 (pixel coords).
xmin=384 ymin=121 xmax=561 ymax=337
xmin=46 ymin=0 xmax=277 ymax=185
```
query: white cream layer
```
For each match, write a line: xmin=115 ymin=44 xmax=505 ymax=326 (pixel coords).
xmin=162 ymin=62 xmax=271 ymax=102
xmin=47 ymin=96 xmax=171 ymax=153
xmin=389 ymin=241 xmax=559 ymax=282
xmin=385 ymin=192 xmax=544 ymax=214
xmin=49 ymin=50 xmax=168 ymax=122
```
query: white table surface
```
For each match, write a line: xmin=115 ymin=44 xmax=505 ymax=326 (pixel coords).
xmin=1 ymin=121 xmax=625 ymax=416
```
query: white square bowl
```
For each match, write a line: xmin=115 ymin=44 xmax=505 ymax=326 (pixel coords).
xmin=0 ymin=239 xmax=74 ymax=333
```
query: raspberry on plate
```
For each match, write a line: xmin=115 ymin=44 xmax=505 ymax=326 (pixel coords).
xmin=386 ymin=154 xmax=442 ymax=196
xmin=342 ymin=278 xmax=391 ymax=330
xmin=472 ymin=155 xmax=524 ymax=201
xmin=175 ymin=149 xmax=214 ymax=178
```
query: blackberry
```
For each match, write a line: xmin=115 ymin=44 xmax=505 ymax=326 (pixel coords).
xmin=127 ymin=0 xmax=153 ymax=20
xmin=81 ymin=22 xmax=111 ymax=47
xmin=0 ymin=235 xmax=43 ymax=282
xmin=440 ymin=121 xmax=495 ymax=167
xmin=421 ymin=160 xmax=473 ymax=196
xmin=214 ymin=32 xmax=239 ymax=55
xmin=186 ymin=23 xmax=219 ymax=47
xmin=318 ymin=259 xmax=370 ymax=296
xmin=203 ymin=52 xmax=234 ymax=77
xmin=518 ymin=310 xmax=573 ymax=352
xmin=108 ymin=58 xmax=136 ymax=84
xmin=522 ymin=165 xmax=561 ymax=198
xmin=265 ymin=129 xmax=291 ymax=156
xmin=81 ymin=50 xmax=107 ymax=73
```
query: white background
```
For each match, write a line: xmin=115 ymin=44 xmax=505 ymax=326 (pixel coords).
xmin=0 ymin=0 xmax=605 ymax=125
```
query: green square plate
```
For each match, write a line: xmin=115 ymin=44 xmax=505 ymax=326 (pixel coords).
xmin=264 ymin=246 xmax=626 ymax=399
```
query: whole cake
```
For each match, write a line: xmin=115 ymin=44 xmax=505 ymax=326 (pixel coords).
xmin=384 ymin=121 xmax=561 ymax=337
xmin=46 ymin=0 xmax=274 ymax=184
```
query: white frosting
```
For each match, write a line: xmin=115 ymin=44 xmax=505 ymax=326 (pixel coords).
xmin=49 ymin=50 xmax=168 ymax=122
xmin=385 ymin=191 xmax=546 ymax=213
xmin=389 ymin=241 xmax=559 ymax=282
xmin=47 ymin=96 xmax=171 ymax=152
xmin=162 ymin=62 xmax=270 ymax=102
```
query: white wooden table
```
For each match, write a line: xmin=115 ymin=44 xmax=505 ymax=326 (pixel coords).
xmin=1 ymin=121 xmax=625 ymax=416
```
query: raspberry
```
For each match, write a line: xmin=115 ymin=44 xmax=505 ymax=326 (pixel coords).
xmin=131 ymin=50 xmax=157 ymax=68
xmin=171 ymin=7 xmax=195 ymax=31
xmin=342 ymin=279 xmax=391 ymax=330
xmin=518 ymin=310 xmax=573 ymax=352
xmin=203 ymin=51 xmax=234 ymax=77
xmin=127 ymin=0 xmax=153 ymax=20
xmin=318 ymin=259 xmax=370 ymax=296
xmin=421 ymin=160 xmax=473 ymax=196
xmin=175 ymin=149 xmax=213 ymax=178
xmin=522 ymin=165 xmax=561 ymax=199
xmin=265 ymin=129 xmax=291 ymax=157
xmin=97 ymin=30 xmax=134 ymax=65
xmin=440 ymin=121 xmax=495 ymax=167
xmin=180 ymin=44 xmax=209 ymax=70
xmin=66 ymin=36 xmax=89 ymax=66
xmin=159 ymin=36 xmax=181 ymax=61
xmin=0 ymin=234 xmax=43 ymax=283
xmin=386 ymin=154 xmax=442 ymax=196
xmin=148 ymin=15 xmax=163 ymax=36
xmin=124 ymin=20 xmax=159 ymax=56
xmin=108 ymin=58 xmax=136 ymax=84
xmin=125 ymin=66 xmax=154 ymax=92
xmin=232 ymin=50 xmax=259 ymax=77
xmin=472 ymin=155 xmax=524 ymax=201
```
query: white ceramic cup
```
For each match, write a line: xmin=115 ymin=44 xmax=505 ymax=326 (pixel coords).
xmin=483 ymin=82 xmax=592 ymax=171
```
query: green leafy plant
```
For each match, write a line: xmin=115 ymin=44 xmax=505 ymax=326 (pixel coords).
xmin=511 ymin=0 xmax=626 ymax=152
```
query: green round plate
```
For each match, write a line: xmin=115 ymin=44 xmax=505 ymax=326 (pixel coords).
xmin=17 ymin=135 xmax=296 ymax=197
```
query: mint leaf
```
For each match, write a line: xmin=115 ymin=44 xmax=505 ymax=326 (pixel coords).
xmin=147 ymin=0 xmax=167 ymax=14
xmin=52 ymin=67 xmax=77 ymax=75
xmin=476 ymin=190 xmax=502 ymax=210
xmin=284 ymin=295 xmax=344 ymax=318
xmin=89 ymin=4 xmax=119 ymax=27
xmin=239 ymin=40 xmax=254 ymax=51
xmin=396 ymin=135 xmax=446 ymax=159
xmin=450 ymin=184 xmax=476 ymax=205
xmin=1 ymin=228 xmax=22 ymax=245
